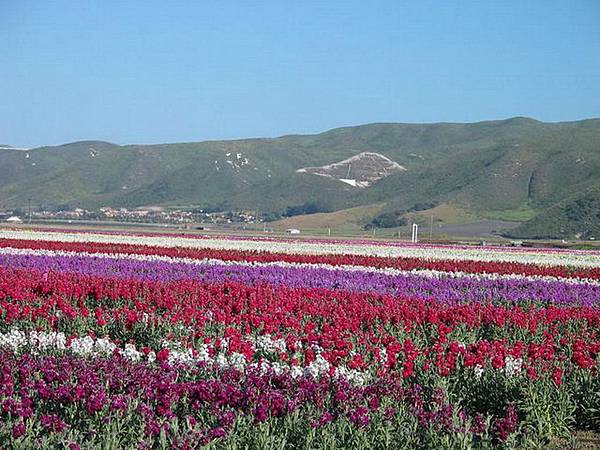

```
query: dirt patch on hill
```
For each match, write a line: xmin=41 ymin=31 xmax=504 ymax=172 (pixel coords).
xmin=297 ymin=152 xmax=405 ymax=188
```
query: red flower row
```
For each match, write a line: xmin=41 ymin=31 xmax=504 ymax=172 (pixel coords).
xmin=0 ymin=238 xmax=598 ymax=279
xmin=0 ymin=266 xmax=598 ymax=379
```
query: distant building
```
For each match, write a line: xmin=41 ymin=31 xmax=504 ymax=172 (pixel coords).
xmin=286 ymin=228 xmax=301 ymax=234
xmin=6 ymin=216 xmax=23 ymax=223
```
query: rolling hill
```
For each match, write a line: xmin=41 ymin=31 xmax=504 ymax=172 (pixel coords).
xmin=1 ymin=117 xmax=599 ymax=238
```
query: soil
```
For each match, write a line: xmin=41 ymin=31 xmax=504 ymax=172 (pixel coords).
xmin=433 ymin=219 xmax=521 ymax=238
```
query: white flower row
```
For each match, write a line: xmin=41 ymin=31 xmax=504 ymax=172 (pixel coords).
xmin=0 ymin=328 xmax=528 ymax=387
xmin=1 ymin=229 xmax=598 ymax=268
xmin=0 ymin=329 xmax=367 ymax=385
xmin=1 ymin=246 xmax=597 ymax=285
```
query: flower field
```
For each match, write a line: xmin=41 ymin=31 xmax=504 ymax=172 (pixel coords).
xmin=0 ymin=229 xmax=598 ymax=449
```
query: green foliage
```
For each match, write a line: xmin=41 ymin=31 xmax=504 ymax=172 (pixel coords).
xmin=507 ymin=186 xmax=600 ymax=239
xmin=364 ymin=212 xmax=407 ymax=229
xmin=407 ymin=202 xmax=437 ymax=213
xmin=283 ymin=201 xmax=331 ymax=217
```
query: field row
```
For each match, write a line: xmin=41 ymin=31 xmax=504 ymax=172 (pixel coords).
xmin=0 ymin=230 xmax=597 ymax=448
xmin=1 ymin=229 xmax=598 ymax=267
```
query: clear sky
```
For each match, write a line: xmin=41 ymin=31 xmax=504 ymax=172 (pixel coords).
xmin=1 ymin=0 xmax=599 ymax=148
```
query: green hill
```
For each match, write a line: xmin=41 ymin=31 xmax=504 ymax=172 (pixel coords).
xmin=506 ymin=185 xmax=600 ymax=240
xmin=1 ymin=117 xmax=599 ymax=239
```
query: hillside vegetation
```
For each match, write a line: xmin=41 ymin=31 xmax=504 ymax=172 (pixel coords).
xmin=1 ymin=117 xmax=599 ymax=239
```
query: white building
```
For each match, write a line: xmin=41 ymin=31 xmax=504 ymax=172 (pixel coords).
xmin=6 ymin=216 xmax=23 ymax=223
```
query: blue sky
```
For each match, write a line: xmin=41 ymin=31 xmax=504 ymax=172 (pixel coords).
xmin=1 ymin=0 xmax=599 ymax=147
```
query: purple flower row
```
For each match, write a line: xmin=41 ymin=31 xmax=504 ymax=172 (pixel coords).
xmin=0 ymin=351 xmax=508 ymax=447
xmin=0 ymin=252 xmax=598 ymax=305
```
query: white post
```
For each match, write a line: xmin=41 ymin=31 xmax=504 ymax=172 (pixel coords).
xmin=411 ymin=223 xmax=419 ymax=243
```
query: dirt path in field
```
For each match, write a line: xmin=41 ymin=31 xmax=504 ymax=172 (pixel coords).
xmin=434 ymin=219 xmax=520 ymax=238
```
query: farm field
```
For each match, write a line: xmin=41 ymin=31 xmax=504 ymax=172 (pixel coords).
xmin=0 ymin=228 xmax=598 ymax=449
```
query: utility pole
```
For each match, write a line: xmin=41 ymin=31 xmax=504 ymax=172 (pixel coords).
xmin=28 ymin=198 xmax=32 ymax=224
xmin=430 ymin=215 xmax=433 ymax=240
xmin=257 ymin=209 xmax=266 ymax=232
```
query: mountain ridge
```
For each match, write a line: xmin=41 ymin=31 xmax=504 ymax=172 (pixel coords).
xmin=18 ymin=116 xmax=600 ymax=151
xmin=1 ymin=117 xmax=599 ymax=239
